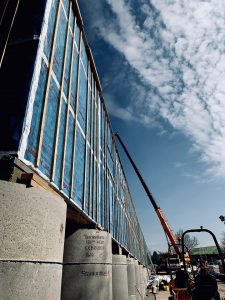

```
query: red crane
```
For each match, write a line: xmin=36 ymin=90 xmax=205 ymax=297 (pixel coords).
xmin=114 ymin=133 xmax=181 ymax=256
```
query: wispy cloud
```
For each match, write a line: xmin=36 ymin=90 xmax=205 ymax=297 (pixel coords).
xmin=80 ymin=0 xmax=225 ymax=179
xmin=174 ymin=162 xmax=185 ymax=169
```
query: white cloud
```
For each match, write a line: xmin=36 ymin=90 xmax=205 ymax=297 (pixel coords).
xmin=86 ymin=0 xmax=225 ymax=179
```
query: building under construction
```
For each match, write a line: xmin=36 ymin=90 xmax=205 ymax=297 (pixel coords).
xmin=0 ymin=0 xmax=150 ymax=299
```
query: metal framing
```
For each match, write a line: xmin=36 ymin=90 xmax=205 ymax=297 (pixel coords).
xmin=36 ymin=0 xmax=62 ymax=167
xmin=17 ymin=0 xmax=149 ymax=266
xmin=69 ymin=23 xmax=82 ymax=198
xmin=51 ymin=1 xmax=72 ymax=182
xmin=60 ymin=13 xmax=77 ymax=189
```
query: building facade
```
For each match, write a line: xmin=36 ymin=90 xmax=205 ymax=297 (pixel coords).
xmin=0 ymin=0 xmax=149 ymax=265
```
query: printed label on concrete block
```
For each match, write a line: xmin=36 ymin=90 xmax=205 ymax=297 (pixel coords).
xmin=61 ymin=264 xmax=112 ymax=300
xmin=63 ymin=229 xmax=112 ymax=264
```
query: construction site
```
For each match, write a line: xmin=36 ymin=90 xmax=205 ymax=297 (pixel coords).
xmin=1 ymin=0 xmax=225 ymax=299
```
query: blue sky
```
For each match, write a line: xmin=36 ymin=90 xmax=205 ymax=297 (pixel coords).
xmin=78 ymin=0 xmax=225 ymax=252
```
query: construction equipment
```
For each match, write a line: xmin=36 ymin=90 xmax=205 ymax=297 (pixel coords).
xmin=169 ymin=228 xmax=225 ymax=300
xmin=114 ymin=133 xmax=184 ymax=257
xmin=114 ymin=133 xmax=225 ymax=299
xmin=0 ymin=0 xmax=21 ymax=68
xmin=167 ymin=244 xmax=191 ymax=273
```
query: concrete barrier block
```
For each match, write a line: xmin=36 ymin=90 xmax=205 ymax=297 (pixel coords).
xmin=0 ymin=261 xmax=62 ymax=300
xmin=61 ymin=264 xmax=112 ymax=300
xmin=0 ymin=180 xmax=67 ymax=262
xmin=127 ymin=258 xmax=136 ymax=297
xmin=63 ymin=229 xmax=112 ymax=264
xmin=112 ymin=255 xmax=129 ymax=300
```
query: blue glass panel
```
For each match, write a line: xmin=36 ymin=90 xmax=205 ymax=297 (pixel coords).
xmin=100 ymin=103 xmax=104 ymax=150
xmin=88 ymin=66 xmax=91 ymax=85
xmin=91 ymin=74 xmax=95 ymax=95
xmin=25 ymin=59 xmax=48 ymax=163
xmin=78 ymin=66 xmax=87 ymax=132
xmin=75 ymin=22 xmax=80 ymax=50
xmin=121 ymin=185 xmax=125 ymax=203
xmin=92 ymin=96 xmax=95 ymax=153
xmin=63 ymin=31 xmax=72 ymax=98
xmin=44 ymin=0 xmax=59 ymax=60
xmin=70 ymin=7 xmax=75 ymax=31
xmin=109 ymin=182 xmax=113 ymax=234
xmin=120 ymin=209 xmax=124 ymax=244
xmin=89 ymin=153 xmax=93 ymax=217
xmin=73 ymin=127 xmax=85 ymax=207
xmin=97 ymin=96 xmax=100 ymax=160
xmin=39 ymin=77 xmax=60 ymax=178
xmin=81 ymin=37 xmax=88 ymax=72
xmin=107 ymin=148 xmax=113 ymax=176
xmin=53 ymin=9 xmax=67 ymax=83
xmin=99 ymin=102 xmax=102 ymax=151
xmin=99 ymin=164 xmax=104 ymax=226
xmin=54 ymin=100 xmax=67 ymax=187
xmin=70 ymin=45 xmax=78 ymax=111
xmin=124 ymin=221 xmax=127 ymax=246
xmin=62 ymin=0 xmax=70 ymax=15
xmin=118 ymin=205 xmax=121 ymax=243
xmin=113 ymin=200 xmax=117 ymax=239
xmin=107 ymin=125 xmax=112 ymax=153
xmin=87 ymin=87 xmax=91 ymax=143
xmin=63 ymin=111 xmax=74 ymax=196
xmin=102 ymin=167 xmax=106 ymax=227
xmin=93 ymin=159 xmax=97 ymax=221
xmin=84 ymin=146 xmax=90 ymax=214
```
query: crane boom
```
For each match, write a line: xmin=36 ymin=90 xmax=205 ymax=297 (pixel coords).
xmin=114 ymin=133 xmax=181 ymax=255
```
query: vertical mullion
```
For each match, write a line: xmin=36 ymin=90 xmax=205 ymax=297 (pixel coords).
xmin=82 ymin=63 xmax=90 ymax=210
xmin=88 ymin=73 xmax=93 ymax=216
xmin=51 ymin=2 xmax=72 ymax=181
xmin=60 ymin=15 xmax=77 ymax=189
xmin=91 ymin=82 xmax=96 ymax=218
xmin=36 ymin=0 xmax=62 ymax=166
xmin=70 ymin=29 xmax=82 ymax=198
xmin=95 ymin=86 xmax=99 ymax=222
xmin=104 ymin=114 xmax=107 ymax=228
xmin=104 ymin=117 xmax=108 ymax=228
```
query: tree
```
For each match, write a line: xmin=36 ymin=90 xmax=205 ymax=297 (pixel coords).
xmin=220 ymin=232 xmax=225 ymax=251
xmin=175 ymin=229 xmax=199 ymax=251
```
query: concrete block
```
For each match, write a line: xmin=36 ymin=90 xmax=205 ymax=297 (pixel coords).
xmin=0 ymin=261 xmax=62 ymax=300
xmin=63 ymin=229 xmax=112 ymax=264
xmin=0 ymin=180 xmax=67 ymax=262
xmin=112 ymin=255 xmax=129 ymax=300
xmin=127 ymin=258 xmax=136 ymax=297
xmin=134 ymin=260 xmax=141 ymax=300
xmin=61 ymin=264 xmax=112 ymax=300
xmin=139 ymin=265 xmax=144 ymax=298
